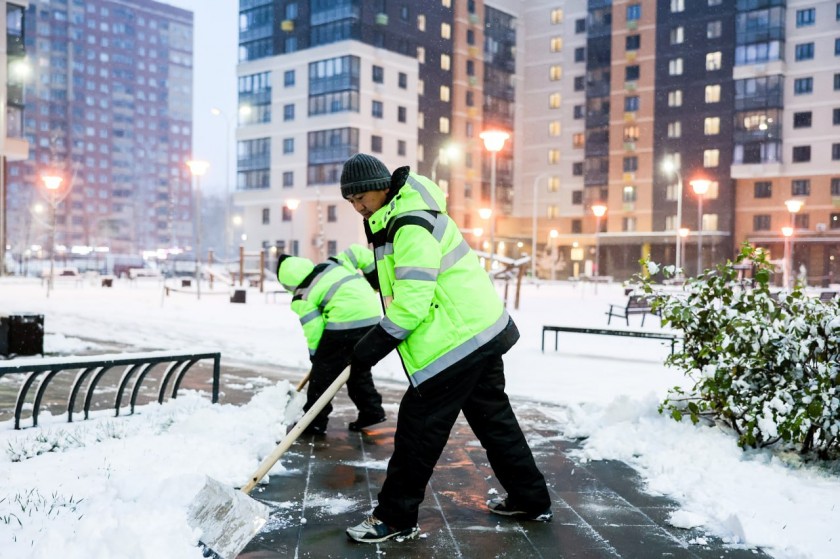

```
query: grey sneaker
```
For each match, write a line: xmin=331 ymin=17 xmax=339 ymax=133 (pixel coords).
xmin=346 ymin=515 xmax=420 ymax=543
xmin=487 ymin=496 xmax=553 ymax=522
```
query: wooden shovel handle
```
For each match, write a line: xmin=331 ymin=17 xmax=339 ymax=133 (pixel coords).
xmin=240 ymin=366 xmax=350 ymax=495
xmin=295 ymin=371 xmax=311 ymax=392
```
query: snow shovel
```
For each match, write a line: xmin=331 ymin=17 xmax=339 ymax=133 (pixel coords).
xmin=187 ymin=366 xmax=350 ymax=559
xmin=282 ymin=370 xmax=311 ymax=426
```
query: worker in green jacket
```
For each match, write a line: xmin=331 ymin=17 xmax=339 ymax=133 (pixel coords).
xmin=337 ymin=153 xmax=552 ymax=544
xmin=276 ymin=254 xmax=386 ymax=435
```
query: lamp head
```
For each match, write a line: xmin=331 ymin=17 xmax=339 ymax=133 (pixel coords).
xmin=479 ymin=130 xmax=510 ymax=153
xmin=784 ymin=199 xmax=804 ymax=214
xmin=782 ymin=226 xmax=793 ymax=238
xmin=690 ymin=178 xmax=711 ymax=195
xmin=186 ymin=160 xmax=210 ymax=176
xmin=285 ymin=198 xmax=300 ymax=211
xmin=591 ymin=203 xmax=607 ymax=218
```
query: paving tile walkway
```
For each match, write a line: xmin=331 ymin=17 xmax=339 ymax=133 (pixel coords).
xmin=235 ymin=374 xmax=770 ymax=559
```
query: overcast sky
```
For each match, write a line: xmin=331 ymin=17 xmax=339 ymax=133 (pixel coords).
xmin=163 ymin=0 xmax=239 ymax=197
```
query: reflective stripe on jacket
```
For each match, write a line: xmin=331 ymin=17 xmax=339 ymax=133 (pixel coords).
xmin=363 ymin=172 xmax=512 ymax=386
xmin=277 ymin=256 xmax=381 ymax=356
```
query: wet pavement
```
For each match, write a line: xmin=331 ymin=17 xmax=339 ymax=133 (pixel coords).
xmin=234 ymin=369 xmax=770 ymax=559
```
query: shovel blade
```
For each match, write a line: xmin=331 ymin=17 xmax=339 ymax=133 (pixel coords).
xmin=187 ymin=476 xmax=270 ymax=559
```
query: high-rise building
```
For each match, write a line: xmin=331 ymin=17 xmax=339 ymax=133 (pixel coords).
xmin=5 ymin=0 xmax=194 ymax=265
xmin=0 ymin=0 xmax=29 ymax=275
xmin=236 ymin=0 xmax=840 ymax=282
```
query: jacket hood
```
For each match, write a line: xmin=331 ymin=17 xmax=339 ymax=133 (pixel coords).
xmin=277 ymin=255 xmax=315 ymax=291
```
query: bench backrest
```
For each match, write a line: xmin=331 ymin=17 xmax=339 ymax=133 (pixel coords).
xmin=819 ymin=291 xmax=838 ymax=301
xmin=627 ymin=295 xmax=651 ymax=310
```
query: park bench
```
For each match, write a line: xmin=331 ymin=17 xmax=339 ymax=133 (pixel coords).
xmin=541 ymin=325 xmax=680 ymax=355
xmin=606 ymin=294 xmax=655 ymax=326
xmin=819 ymin=291 xmax=839 ymax=302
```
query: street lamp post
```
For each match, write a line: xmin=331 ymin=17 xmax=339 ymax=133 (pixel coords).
xmin=531 ymin=173 xmax=549 ymax=279
xmin=591 ymin=203 xmax=607 ymax=295
xmin=661 ymin=161 xmax=684 ymax=276
xmin=784 ymin=198 xmax=804 ymax=289
xmin=690 ymin=178 xmax=711 ymax=276
xmin=211 ymin=107 xmax=233 ymax=258
xmin=187 ymin=160 xmax=210 ymax=300
xmin=548 ymin=228 xmax=559 ymax=280
xmin=41 ymin=174 xmax=64 ymax=298
xmin=285 ymin=198 xmax=300 ymax=255
xmin=480 ymin=130 xmax=510 ymax=271
xmin=782 ymin=226 xmax=793 ymax=289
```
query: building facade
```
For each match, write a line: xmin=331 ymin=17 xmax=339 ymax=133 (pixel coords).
xmin=5 ymin=0 xmax=194 ymax=267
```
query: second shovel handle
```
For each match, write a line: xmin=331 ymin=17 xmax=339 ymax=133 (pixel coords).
xmin=295 ymin=371 xmax=311 ymax=392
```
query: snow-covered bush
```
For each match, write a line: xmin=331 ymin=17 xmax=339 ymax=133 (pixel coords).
xmin=635 ymin=244 xmax=840 ymax=458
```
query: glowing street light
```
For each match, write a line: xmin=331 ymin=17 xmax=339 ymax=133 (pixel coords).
xmin=591 ymin=203 xmax=607 ymax=294
xmin=480 ymin=130 xmax=510 ymax=269
xmin=187 ymin=160 xmax=209 ymax=300
xmin=784 ymin=199 xmax=804 ymax=289
xmin=690 ymin=178 xmax=711 ymax=275
xmin=41 ymin=174 xmax=64 ymax=298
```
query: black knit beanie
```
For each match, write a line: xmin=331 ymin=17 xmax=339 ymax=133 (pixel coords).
xmin=340 ymin=153 xmax=392 ymax=198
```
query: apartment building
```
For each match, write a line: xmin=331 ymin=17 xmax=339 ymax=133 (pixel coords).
xmin=5 ymin=0 xmax=194 ymax=262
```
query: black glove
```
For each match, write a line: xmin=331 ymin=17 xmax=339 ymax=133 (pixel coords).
xmin=351 ymin=324 xmax=402 ymax=369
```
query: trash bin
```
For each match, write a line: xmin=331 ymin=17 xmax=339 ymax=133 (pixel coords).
xmin=0 ymin=313 xmax=45 ymax=357
xmin=101 ymin=277 xmax=113 ymax=287
xmin=230 ymin=289 xmax=246 ymax=304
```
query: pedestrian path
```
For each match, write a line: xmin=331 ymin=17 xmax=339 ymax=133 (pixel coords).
xmin=236 ymin=379 xmax=770 ymax=559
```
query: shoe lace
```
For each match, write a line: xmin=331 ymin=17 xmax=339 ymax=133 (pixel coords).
xmin=364 ymin=515 xmax=382 ymax=527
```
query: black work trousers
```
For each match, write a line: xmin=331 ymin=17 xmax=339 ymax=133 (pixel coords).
xmin=372 ymin=352 xmax=550 ymax=529
xmin=306 ymin=327 xmax=384 ymax=430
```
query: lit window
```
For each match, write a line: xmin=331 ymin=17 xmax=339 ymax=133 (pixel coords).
xmin=668 ymin=90 xmax=683 ymax=107
xmin=441 ymin=54 xmax=451 ymax=70
xmin=440 ymin=85 xmax=450 ymax=102
xmin=703 ymin=149 xmax=720 ymax=167
xmin=668 ymin=121 xmax=682 ymax=138
xmin=704 ymin=117 xmax=720 ymax=135
xmin=705 ymin=84 xmax=721 ymax=103
xmin=670 ymin=26 xmax=684 ymax=45
xmin=417 ymin=15 xmax=425 ymax=31
xmin=549 ymin=93 xmax=561 ymax=108
xmin=549 ymin=121 xmax=561 ymax=136
xmin=706 ymin=52 xmax=722 ymax=71
xmin=669 ymin=58 xmax=683 ymax=75
xmin=550 ymin=65 xmax=562 ymax=80
xmin=548 ymin=149 xmax=560 ymax=164
xmin=671 ymin=0 xmax=684 ymax=13
xmin=441 ymin=22 xmax=451 ymax=39
xmin=573 ymin=133 xmax=584 ymax=148
xmin=550 ymin=37 xmax=563 ymax=52
xmin=417 ymin=46 xmax=425 ymax=64
xmin=439 ymin=116 xmax=450 ymax=134
xmin=551 ymin=9 xmax=564 ymax=24
xmin=548 ymin=177 xmax=560 ymax=191
xmin=624 ymin=126 xmax=639 ymax=141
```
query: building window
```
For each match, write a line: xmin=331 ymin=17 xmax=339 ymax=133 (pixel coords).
xmin=417 ymin=46 xmax=425 ymax=64
xmin=670 ymin=26 xmax=684 ymax=45
xmin=440 ymin=22 xmax=451 ymax=39
xmin=626 ymin=35 xmax=640 ymax=51
xmin=835 ymin=73 xmax=840 ymax=90
xmin=626 ymin=65 xmax=640 ymax=80
xmin=440 ymin=85 xmax=450 ymax=102
xmin=706 ymin=52 xmax=722 ymax=71
xmin=625 ymin=96 xmax=640 ymax=111
xmin=284 ymin=70 xmax=295 ymax=87
xmin=795 ymin=43 xmax=815 ymax=61
xmin=283 ymin=103 xmax=295 ymax=121
xmin=671 ymin=0 xmax=684 ymax=13
xmin=668 ymin=58 xmax=683 ymax=76
xmin=551 ymin=9 xmax=564 ymax=24
xmin=440 ymin=54 xmax=451 ymax=70
xmin=372 ymin=100 xmax=383 ymax=118
xmin=703 ymin=149 xmax=720 ymax=167
xmin=794 ymin=77 xmax=813 ymax=95
xmin=754 ymin=181 xmax=772 ymax=198
xmin=262 ymin=208 xmax=270 ymax=225
xmin=834 ymin=108 xmax=840 ymax=125
xmin=572 ymin=190 xmax=582 ymax=204
xmin=705 ymin=84 xmax=721 ymax=103
xmin=709 ymin=0 xmax=722 ymax=5
xmin=572 ymin=162 xmax=583 ymax=176
xmin=623 ymin=185 xmax=637 ymax=203
xmin=792 ymin=146 xmax=811 ymax=162
xmin=623 ymin=156 xmax=638 ymax=172
xmin=549 ymin=121 xmax=561 ymax=136
xmin=792 ymin=179 xmax=811 ymax=196
xmin=283 ymin=171 xmax=294 ymax=187
xmin=574 ymin=47 xmax=585 ymax=62
xmin=399 ymin=72 xmax=407 ymax=88
xmin=466 ymin=60 xmax=475 ymax=76
xmin=624 ymin=126 xmax=639 ymax=141
xmin=623 ymin=217 xmax=637 ymax=232
xmin=283 ymin=138 xmax=294 ymax=154
xmin=627 ymin=4 xmax=641 ymax=21
xmin=574 ymin=105 xmax=584 ymax=119
xmin=327 ymin=205 xmax=337 ymax=222
xmin=835 ymin=38 xmax=840 ymax=56
xmin=548 ymin=149 xmax=560 ymax=164
xmin=574 ymin=76 xmax=585 ymax=91
xmin=796 ymin=8 xmax=816 ymax=27
xmin=833 ymin=143 xmax=840 ymax=161
xmin=668 ymin=90 xmax=683 ymax=107
xmin=832 ymin=177 xmax=840 ymax=196
xmin=753 ymin=215 xmax=771 ymax=231
xmin=398 ymin=106 xmax=407 ymax=123
xmin=793 ymin=111 xmax=812 ymax=128
xmin=371 ymin=135 xmax=383 ymax=153
xmin=832 ymin=213 xmax=840 ymax=229
xmin=398 ymin=140 xmax=406 ymax=156
xmin=572 ymin=133 xmax=585 ymax=148
xmin=439 ymin=116 xmax=450 ymax=133
xmin=575 ymin=18 xmax=586 ymax=33
xmin=372 ymin=65 xmax=384 ymax=83
xmin=549 ymin=93 xmax=561 ymax=108
xmin=707 ymin=21 xmax=722 ymax=39
xmin=550 ymin=65 xmax=563 ymax=80
xmin=704 ymin=117 xmax=720 ymax=135
xmin=550 ymin=37 xmax=563 ymax=52
xmin=668 ymin=121 xmax=682 ymax=138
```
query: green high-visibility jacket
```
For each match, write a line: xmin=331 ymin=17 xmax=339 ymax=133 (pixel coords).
xmin=359 ymin=172 xmax=512 ymax=386
xmin=277 ymin=256 xmax=381 ymax=357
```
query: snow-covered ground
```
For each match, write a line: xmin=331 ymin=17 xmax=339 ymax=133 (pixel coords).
xmin=1 ymin=276 xmax=838 ymax=558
